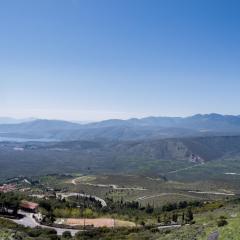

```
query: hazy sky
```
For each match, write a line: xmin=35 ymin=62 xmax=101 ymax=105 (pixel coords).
xmin=1 ymin=0 xmax=240 ymax=121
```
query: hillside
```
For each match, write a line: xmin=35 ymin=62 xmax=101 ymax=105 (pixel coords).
xmin=1 ymin=136 xmax=240 ymax=181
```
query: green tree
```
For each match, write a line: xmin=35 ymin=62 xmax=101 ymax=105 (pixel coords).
xmin=172 ymin=213 xmax=178 ymax=223
xmin=217 ymin=216 xmax=228 ymax=227
xmin=185 ymin=207 xmax=193 ymax=223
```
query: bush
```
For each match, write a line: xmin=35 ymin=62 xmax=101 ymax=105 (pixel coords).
xmin=62 ymin=231 xmax=72 ymax=238
xmin=217 ymin=218 xmax=228 ymax=227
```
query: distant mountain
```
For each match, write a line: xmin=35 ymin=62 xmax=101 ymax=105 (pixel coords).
xmin=0 ymin=117 xmax=35 ymax=124
xmin=1 ymin=114 xmax=240 ymax=141
xmin=0 ymin=119 xmax=82 ymax=140
xmin=90 ymin=113 xmax=240 ymax=131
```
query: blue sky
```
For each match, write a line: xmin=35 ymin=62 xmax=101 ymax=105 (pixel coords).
xmin=0 ymin=0 xmax=240 ymax=121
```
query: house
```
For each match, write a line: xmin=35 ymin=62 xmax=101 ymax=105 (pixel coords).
xmin=20 ymin=200 xmax=39 ymax=213
xmin=0 ymin=184 xmax=16 ymax=193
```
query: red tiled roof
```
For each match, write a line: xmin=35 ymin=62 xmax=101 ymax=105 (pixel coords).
xmin=20 ymin=200 xmax=39 ymax=210
xmin=0 ymin=184 xmax=16 ymax=193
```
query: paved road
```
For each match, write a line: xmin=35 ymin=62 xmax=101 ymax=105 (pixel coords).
xmin=158 ymin=224 xmax=181 ymax=229
xmin=11 ymin=210 xmax=81 ymax=236
xmin=136 ymin=193 xmax=196 ymax=201
xmin=72 ymin=178 xmax=147 ymax=191
xmin=207 ymin=231 xmax=219 ymax=240
xmin=57 ymin=192 xmax=107 ymax=207
xmin=188 ymin=191 xmax=235 ymax=196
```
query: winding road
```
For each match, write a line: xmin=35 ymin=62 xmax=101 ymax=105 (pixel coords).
xmin=168 ymin=163 xmax=204 ymax=174
xmin=71 ymin=178 xmax=147 ymax=191
xmin=136 ymin=192 xmax=196 ymax=201
xmin=10 ymin=210 xmax=81 ymax=236
xmin=188 ymin=191 xmax=235 ymax=196
xmin=56 ymin=192 xmax=107 ymax=207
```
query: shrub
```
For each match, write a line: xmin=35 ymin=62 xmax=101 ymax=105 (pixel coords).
xmin=62 ymin=231 xmax=72 ymax=239
xmin=217 ymin=218 xmax=228 ymax=227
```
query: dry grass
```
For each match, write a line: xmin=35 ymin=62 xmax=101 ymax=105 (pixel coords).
xmin=115 ymin=220 xmax=136 ymax=227
xmin=65 ymin=218 xmax=114 ymax=227
xmin=62 ymin=218 xmax=135 ymax=228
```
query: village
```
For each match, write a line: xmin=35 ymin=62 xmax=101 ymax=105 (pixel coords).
xmin=0 ymin=176 xmax=138 ymax=236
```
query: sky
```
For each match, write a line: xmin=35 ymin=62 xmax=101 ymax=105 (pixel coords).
xmin=0 ymin=0 xmax=240 ymax=121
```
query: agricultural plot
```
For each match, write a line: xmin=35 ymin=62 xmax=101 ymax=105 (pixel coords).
xmin=56 ymin=218 xmax=135 ymax=228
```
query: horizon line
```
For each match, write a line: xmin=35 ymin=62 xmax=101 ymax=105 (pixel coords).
xmin=0 ymin=112 xmax=240 ymax=124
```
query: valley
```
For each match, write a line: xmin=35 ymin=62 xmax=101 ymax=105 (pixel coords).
xmin=1 ymin=117 xmax=240 ymax=239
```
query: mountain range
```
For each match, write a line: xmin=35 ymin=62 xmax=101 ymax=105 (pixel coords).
xmin=1 ymin=113 xmax=240 ymax=141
